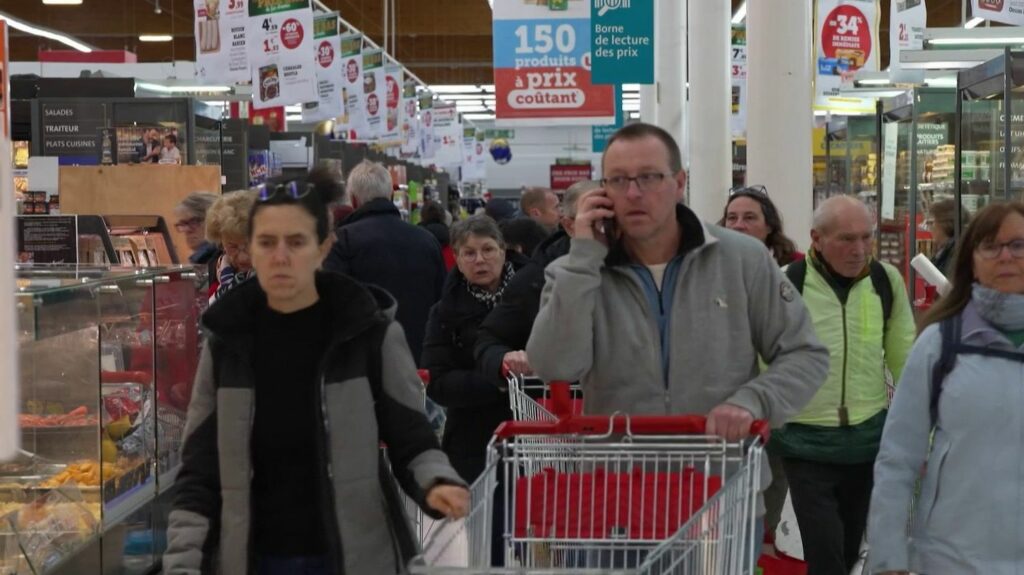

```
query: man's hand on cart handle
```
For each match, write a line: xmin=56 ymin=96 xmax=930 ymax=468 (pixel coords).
xmin=706 ymin=403 xmax=755 ymax=442
xmin=502 ymin=351 xmax=533 ymax=376
xmin=427 ymin=484 xmax=470 ymax=519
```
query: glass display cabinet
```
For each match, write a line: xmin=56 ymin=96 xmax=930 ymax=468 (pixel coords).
xmin=957 ymin=49 xmax=1024 ymax=220
xmin=822 ymin=114 xmax=879 ymax=208
xmin=878 ymin=87 xmax=957 ymax=307
xmin=2 ymin=265 xmax=204 ymax=575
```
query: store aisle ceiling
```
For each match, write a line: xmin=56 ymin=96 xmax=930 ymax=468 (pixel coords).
xmin=1 ymin=0 xmax=986 ymax=87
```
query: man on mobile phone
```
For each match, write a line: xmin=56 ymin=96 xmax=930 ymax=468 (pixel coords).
xmin=526 ymin=122 xmax=829 ymax=518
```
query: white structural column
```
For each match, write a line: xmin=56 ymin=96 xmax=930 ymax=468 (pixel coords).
xmin=637 ymin=1 xmax=685 ymax=162
xmin=686 ymin=0 xmax=733 ymax=222
xmin=746 ymin=0 xmax=815 ymax=250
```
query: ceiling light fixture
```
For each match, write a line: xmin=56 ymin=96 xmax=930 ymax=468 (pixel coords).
xmin=0 ymin=11 xmax=92 ymax=52
xmin=965 ymin=17 xmax=984 ymax=29
xmin=732 ymin=2 xmax=747 ymax=25
xmin=42 ymin=0 xmax=84 ymax=5
xmin=136 ymin=81 xmax=232 ymax=94
xmin=139 ymin=34 xmax=172 ymax=42
xmin=928 ymin=36 xmax=1024 ymax=45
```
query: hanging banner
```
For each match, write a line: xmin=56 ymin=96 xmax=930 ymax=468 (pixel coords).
xmin=194 ymin=0 xmax=250 ymax=84
xmin=890 ymin=0 xmax=926 ymax=83
xmin=418 ymin=94 xmax=436 ymax=160
xmin=0 ymin=21 xmax=8 ymax=138
xmin=590 ymin=0 xmax=654 ymax=84
xmin=461 ymin=128 xmax=487 ymax=182
xmin=881 ymin=121 xmax=898 ymax=220
xmin=731 ymin=28 xmax=747 ymax=138
xmin=401 ymin=81 xmax=420 ymax=158
xmin=432 ymin=104 xmax=462 ymax=166
xmin=592 ymin=84 xmax=623 ymax=153
xmin=814 ymin=0 xmax=879 ymax=113
xmin=302 ymin=12 xmax=343 ymax=123
xmin=381 ymin=65 xmax=404 ymax=144
xmin=334 ymin=34 xmax=365 ymax=139
xmin=971 ymin=0 xmax=1024 ymax=26
xmin=248 ymin=0 xmax=317 ymax=109
xmin=492 ymin=1 xmax=616 ymax=126
xmin=360 ymin=49 xmax=386 ymax=139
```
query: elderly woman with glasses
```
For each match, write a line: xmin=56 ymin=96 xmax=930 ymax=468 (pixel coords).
xmin=174 ymin=192 xmax=220 ymax=265
xmin=421 ymin=214 xmax=530 ymax=484
xmin=720 ymin=185 xmax=804 ymax=267
xmin=868 ymin=201 xmax=1024 ymax=575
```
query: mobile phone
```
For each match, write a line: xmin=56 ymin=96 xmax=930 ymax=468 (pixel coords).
xmin=602 ymin=218 xmax=618 ymax=245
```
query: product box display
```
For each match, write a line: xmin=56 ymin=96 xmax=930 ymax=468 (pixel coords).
xmin=3 ymin=266 xmax=204 ymax=574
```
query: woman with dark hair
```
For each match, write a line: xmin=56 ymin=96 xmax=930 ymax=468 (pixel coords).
xmin=720 ymin=185 xmax=803 ymax=267
xmin=422 ymin=214 xmax=529 ymax=482
xmin=419 ymin=200 xmax=455 ymax=270
xmin=868 ymin=202 xmax=1024 ymax=575
xmin=928 ymin=198 xmax=971 ymax=275
xmin=163 ymin=169 xmax=469 ymax=575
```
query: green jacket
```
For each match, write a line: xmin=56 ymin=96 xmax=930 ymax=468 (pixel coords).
xmin=774 ymin=255 xmax=915 ymax=463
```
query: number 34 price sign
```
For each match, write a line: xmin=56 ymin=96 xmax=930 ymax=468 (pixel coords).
xmin=814 ymin=0 xmax=878 ymax=112
xmin=492 ymin=1 xmax=615 ymax=125
xmin=247 ymin=0 xmax=316 ymax=109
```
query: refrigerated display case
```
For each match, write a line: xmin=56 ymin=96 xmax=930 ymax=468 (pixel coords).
xmin=3 ymin=265 xmax=204 ymax=574
xmin=957 ymin=48 xmax=1024 ymax=217
xmin=878 ymin=87 xmax=957 ymax=308
xmin=822 ymin=115 xmax=879 ymax=209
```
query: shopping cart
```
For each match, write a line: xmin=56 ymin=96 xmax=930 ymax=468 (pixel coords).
xmin=507 ymin=375 xmax=583 ymax=422
xmin=410 ymin=413 xmax=768 ymax=574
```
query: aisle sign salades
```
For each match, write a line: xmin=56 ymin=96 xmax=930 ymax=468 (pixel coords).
xmin=590 ymin=0 xmax=654 ymax=85
xmin=194 ymin=0 xmax=250 ymax=84
xmin=814 ymin=0 xmax=879 ymax=113
xmin=492 ymin=0 xmax=616 ymax=126
xmin=247 ymin=0 xmax=317 ymax=109
xmin=302 ymin=12 xmax=343 ymax=123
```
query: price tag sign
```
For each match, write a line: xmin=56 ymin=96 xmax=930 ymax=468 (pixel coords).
xmin=247 ymin=0 xmax=316 ymax=109
xmin=492 ymin=1 xmax=615 ymax=125
xmin=194 ymin=0 xmax=249 ymax=83
xmin=814 ymin=0 xmax=878 ymax=112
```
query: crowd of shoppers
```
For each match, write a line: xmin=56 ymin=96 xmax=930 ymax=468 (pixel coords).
xmin=164 ymin=120 xmax=1024 ymax=575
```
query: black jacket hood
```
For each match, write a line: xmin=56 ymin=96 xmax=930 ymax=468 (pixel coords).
xmin=342 ymin=197 xmax=400 ymax=226
xmin=203 ymin=270 xmax=395 ymax=343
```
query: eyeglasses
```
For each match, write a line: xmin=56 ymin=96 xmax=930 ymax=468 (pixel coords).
xmin=976 ymin=239 xmax=1024 ymax=260
xmin=174 ymin=217 xmax=203 ymax=232
xmin=729 ymin=184 xmax=768 ymax=197
xmin=458 ymin=245 xmax=501 ymax=262
xmin=256 ymin=181 xmax=315 ymax=202
xmin=600 ymin=172 xmax=669 ymax=193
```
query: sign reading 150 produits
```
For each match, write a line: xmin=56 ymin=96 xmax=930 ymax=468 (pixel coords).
xmin=492 ymin=0 xmax=615 ymax=125
xmin=248 ymin=0 xmax=316 ymax=109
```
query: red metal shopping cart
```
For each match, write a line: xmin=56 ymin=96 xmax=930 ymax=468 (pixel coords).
xmin=410 ymin=413 xmax=768 ymax=574
xmin=507 ymin=375 xmax=583 ymax=422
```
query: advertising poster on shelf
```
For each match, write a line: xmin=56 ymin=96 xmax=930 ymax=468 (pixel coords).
xmin=890 ymin=0 xmax=926 ymax=82
xmin=360 ymin=49 xmax=387 ymax=139
xmin=971 ymin=0 xmax=1024 ymax=26
xmin=432 ymin=103 xmax=462 ymax=166
xmin=247 ymin=0 xmax=317 ymax=110
xmin=195 ymin=0 xmax=250 ymax=84
xmin=814 ymin=0 xmax=879 ymax=113
xmin=731 ymin=27 xmax=747 ymax=138
xmin=333 ymin=33 xmax=366 ymax=139
xmin=302 ymin=12 xmax=343 ymax=123
xmin=492 ymin=0 xmax=616 ymax=125
xmin=381 ymin=65 xmax=404 ymax=144
xmin=401 ymin=81 xmax=420 ymax=158
xmin=418 ymin=93 xmax=436 ymax=160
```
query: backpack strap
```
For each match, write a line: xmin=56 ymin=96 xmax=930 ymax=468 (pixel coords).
xmin=930 ymin=315 xmax=961 ymax=427
xmin=868 ymin=260 xmax=894 ymax=333
xmin=784 ymin=258 xmax=807 ymax=294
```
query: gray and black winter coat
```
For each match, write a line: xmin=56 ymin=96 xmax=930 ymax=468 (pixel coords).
xmin=163 ymin=271 xmax=466 ymax=575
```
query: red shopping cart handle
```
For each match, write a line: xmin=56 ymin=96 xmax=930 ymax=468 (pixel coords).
xmin=417 ymin=369 xmax=430 ymax=387
xmin=494 ymin=414 xmax=770 ymax=443
xmin=101 ymin=371 xmax=151 ymax=384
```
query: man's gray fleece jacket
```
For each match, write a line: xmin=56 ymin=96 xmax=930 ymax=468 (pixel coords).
xmin=527 ymin=205 xmax=829 ymax=474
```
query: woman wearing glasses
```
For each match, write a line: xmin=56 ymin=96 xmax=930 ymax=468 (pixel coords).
xmin=868 ymin=202 xmax=1024 ymax=575
xmin=720 ymin=185 xmax=803 ymax=267
xmin=174 ymin=191 xmax=220 ymax=266
xmin=422 ymin=214 xmax=529 ymax=484
xmin=164 ymin=169 xmax=469 ymax=575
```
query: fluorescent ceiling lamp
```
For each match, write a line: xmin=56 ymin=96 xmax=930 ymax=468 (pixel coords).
xmin=136 ymin=81 xmax=232 ymax=94
xmin=42 ymin=0 xmax=83 ymax=5
xmin=463 ymin=113 xmax=495 ymax=120
xmin=924 ymin=75 xmax=957 ymax=88
xmin=139 ymin=34 xmax=173 ymax=42
xmin=965 ymin=17 xmax=984 ymax=29
xmin=285 ymin=114 xmax=303 ymax=122
xmin=731 ymin=1 xmax=746 ymax=25
xmin=430 ymin=84 xmax=494 ymax=94
xmin=929 ymin=36 xmax=1024 ymax=45
xmin=0 ymin=11 xmax=92 ymax=52
xmin=855 ymin=79 xmax=892 ymax=86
